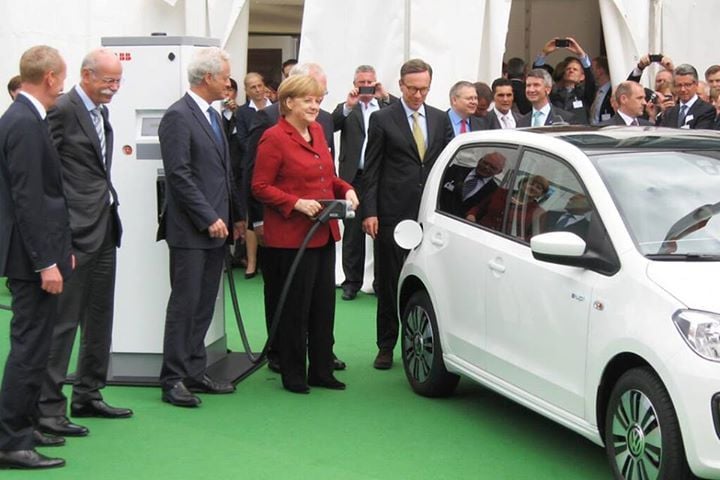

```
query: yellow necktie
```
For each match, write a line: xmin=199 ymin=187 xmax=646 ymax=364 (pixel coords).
xmin=412 ymin=111 xmax=426 ymax=161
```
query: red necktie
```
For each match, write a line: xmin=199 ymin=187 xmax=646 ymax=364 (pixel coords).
xmin=460 ymin=119 xmax=467 ymax=133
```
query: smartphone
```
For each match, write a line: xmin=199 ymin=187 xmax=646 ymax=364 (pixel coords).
xmin=649 ymin=54 xmax=663 ymax=63
xmin=358 ymin=86 xmax=376 ymax=95
xmin=555 ymin=38 xmax=570 ymax=48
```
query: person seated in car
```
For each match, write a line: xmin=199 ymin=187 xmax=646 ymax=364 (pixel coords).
xmin=439 ymin=151 xmax=506 ymax=217
xmin=466 ymin=174 xmax=549 ymax=240
xmin=542 ymin=193 xmax=592 ymax=239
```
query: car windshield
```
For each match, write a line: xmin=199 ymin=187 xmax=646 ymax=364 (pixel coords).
xmin=593 ymin=151 xmax=720 ymax=259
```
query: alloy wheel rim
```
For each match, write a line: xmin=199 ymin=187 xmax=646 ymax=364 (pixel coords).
xmin=403 ymin=305 xmax=434 ymax=382
xmin=611 ymin=389 xmax=663 ymax=480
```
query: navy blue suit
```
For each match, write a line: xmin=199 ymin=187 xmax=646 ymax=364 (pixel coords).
xmin=157 ymin=93 xmax=243 ymax=389
xmin=0 ymin=93 xmax=72 ymax=450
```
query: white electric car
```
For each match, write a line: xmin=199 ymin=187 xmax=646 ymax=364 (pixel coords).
xmin=394 ymin=126 xmax=720 ymax=480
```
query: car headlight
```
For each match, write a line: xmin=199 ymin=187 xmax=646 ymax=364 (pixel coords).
xmin=673 ymin=309 xmax=720 ymax=362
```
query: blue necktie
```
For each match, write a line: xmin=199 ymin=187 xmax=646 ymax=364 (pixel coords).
xmin=678 ymin=104 xmax=688 ymax=127
xmin=207 ymin=107 xmax=223 ymax=145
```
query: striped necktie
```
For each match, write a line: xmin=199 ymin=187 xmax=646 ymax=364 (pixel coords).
xmin=90 ymin=107 xmax=106 ymax=165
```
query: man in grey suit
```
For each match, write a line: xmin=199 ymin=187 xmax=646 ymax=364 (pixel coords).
xmin=158 ymin=47 xmax=245 ymax=407
xmin=517 ymin=69 xmax=575 ymax=127
xmin=332 ymin=65 xmax=393 ymax=301
xmin=37 ymin=49 xmax=131 ymax=439
xmin=0 ymin=45 xmax=70 ymax=469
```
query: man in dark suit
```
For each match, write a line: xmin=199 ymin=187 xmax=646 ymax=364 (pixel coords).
xmin=487 ymin=78 xmax=521 ymax=129
xmin=37 ymin=48 xmax=131 ymax=439
xmin=590 ymin=56 xmax=614 ymax=125
xmin=244 ymin=62 xmax=345 ymax=373
xmin=158 ymin=47 xmax=245 ymax=407
xmin=439 ymin=152 xmax=507 ymax=218
xmin=448 ymin=80 xmax=488 ymax=135
xmin=362 ymin=58 xmax=453 ymax=369
xmin=507 ymin=57 xmax=531 ymax=115
xmin=332 ymin=65 xmax=393 ymax=301
xmin=600 ymin=81 xmax=651 ymax=126
xmin=660 ymin=64 xmax=716 ymax=129
xmin=543 ymin=193 xmax=592 ymax=239
xmin=518 ymin=69 xmax=575 ymax=127
xmin=0 ymin=45 xmax=70 ymax=469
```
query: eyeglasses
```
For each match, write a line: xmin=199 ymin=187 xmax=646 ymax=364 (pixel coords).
xmin=675 ymin=82 xmax=696 ymax=89
xmin=402 ymin=84 xmax=430 ymax=95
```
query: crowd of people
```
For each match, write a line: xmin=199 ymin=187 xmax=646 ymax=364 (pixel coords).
xmin=1 ymin=35 xmax=719 ymax=469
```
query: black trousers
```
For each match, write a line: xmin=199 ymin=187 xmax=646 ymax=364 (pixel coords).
xmin=375 ymin=224 xmax=408 ymax=350
xmin=39 ymin=217 xmax=116 ymax=417
xmin=160 ymin=246 xmax=225 ymax=390
xmin=341 ymin=173 xmax=366 ymax=292
xmin=0 ymin=279 xmax=58 ymax=451
xmin=263 ymin=242 xmax=335 ymax=387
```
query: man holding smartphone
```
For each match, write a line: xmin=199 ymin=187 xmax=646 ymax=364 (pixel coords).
xmin=332 ymin=65 xmax=394 ymax=302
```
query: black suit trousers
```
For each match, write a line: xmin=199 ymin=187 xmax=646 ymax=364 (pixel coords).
xmin=39 ymin=214 xmax=117 ymax=416
xmin=375 ymin=224 xmax=409 ymax=350
xmin=341 ymin=173 xmax=366 ymax=291
xmin=160 ymin=245 xmax=225 ymax=390
xmin=0 ymin=279 xmax=58 ymax=450
xmin=263 ymin=242 xmax=335 ymax=387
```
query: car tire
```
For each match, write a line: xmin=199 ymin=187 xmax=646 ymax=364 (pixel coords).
xmin=604 ymin=367 xmax=694 ymax=480
xmin=401 ymin=290 xmax=460 ymax=397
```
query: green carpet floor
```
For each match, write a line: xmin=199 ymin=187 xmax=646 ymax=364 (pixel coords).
xmin=0 ymin=273 xmax=610 ymax=479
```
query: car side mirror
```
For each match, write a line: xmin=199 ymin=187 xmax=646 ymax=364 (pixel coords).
xmin=394 ymin=220 xmax=423 ymax=250
xmin=531 ymin=231 xmax=619 ymax=275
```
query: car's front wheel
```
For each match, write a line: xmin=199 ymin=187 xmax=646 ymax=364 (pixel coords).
xmin=604 ymin=367 xmax=694 ymax=480
xmin=401 ymin=290 xmax=459 ymax=397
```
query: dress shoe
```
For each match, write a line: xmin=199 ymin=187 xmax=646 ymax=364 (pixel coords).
xmin=0 ymin=449 xmax=65 ymax=469
xmin=333 ymin=356 xmax=347 ymax=371
xmin=162 ymin=382 xmax=201 ymax=407
xmin=267 ymin=358 xmax=282 ymax=373
xmin=244 ymin=270 xmax=257 ymax=279
xmin=373 ymin=349 xmax=393 ymax=370
xmin=341 ymin=286 xmax=358 ymax=301
xmin=32 ymin=431 xmax=65 ymax=448
xmin=71 ymin=400 xmax=133 ymax=419
xmin=308 ymin=376 xmax=346 ymax=390
xmin=37 ymin=416 xmax=89 ymax=437
xmin=283 ymin=383 xmax=310 ymax=394
xmin=185 ymin=375 xmax=235 ymax=394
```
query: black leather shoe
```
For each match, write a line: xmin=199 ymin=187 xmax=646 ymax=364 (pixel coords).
xmin=341 ymin=286 xmax=357 ymax=301
xmin=308 ymin=376 xmax=346 ymax=390
xmin=71 ymin=400 xmax=133 ymax=419
xmin=244 ymin=270 xmax=257 ymax=279
xmin=32 ymin=431 xmax=65 ymax=448
xmin=283 ymin=383 xmax=310 ymax=394
xmin=37 ymin=416 xmax=88 ymax=437
xmin=162 ymin=382 xmax=201 ymax=407
xmin=185 ymin=375 xmax=235 ymax=394
xmin=333 ymin=356 xmax=346 ymax=371
xmin=373 ymin=349 xmax=393 ymax=370
xmin=0 ymin=449 xmax=65 ymax=469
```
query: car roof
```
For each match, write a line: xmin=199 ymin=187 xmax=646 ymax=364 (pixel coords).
xmin=527 ymin=125 xmax=720 ymax=152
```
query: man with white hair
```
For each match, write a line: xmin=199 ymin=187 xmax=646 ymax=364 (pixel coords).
xmin=37 ymin=48 xmax=131 ymax=440
xmin=157 ymin=47 xmax=245 ymax=407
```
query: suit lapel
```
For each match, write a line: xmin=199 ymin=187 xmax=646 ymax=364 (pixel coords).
xmin=69 ymin=88 xmax=105 ymax=169
xmin=184 ymin=94 xmax=225 ymax=157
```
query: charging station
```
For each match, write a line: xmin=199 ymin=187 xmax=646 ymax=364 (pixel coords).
xmin=101 ymin=35 xmax=260 ymax=385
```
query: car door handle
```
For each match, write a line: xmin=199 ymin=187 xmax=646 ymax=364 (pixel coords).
xmin=430 ymin=231 xmax=446 ymax=247
xmin=488 ymin=259 xmax=506 ymax=273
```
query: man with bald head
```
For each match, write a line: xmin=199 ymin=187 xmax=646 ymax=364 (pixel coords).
xmin=37 ymin=48 xmax=132 ymax=436
xmin=600 ymin=81 xmax=650 ymax=126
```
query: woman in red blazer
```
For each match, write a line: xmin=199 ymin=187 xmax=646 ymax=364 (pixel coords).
xmin=252 ymin=75 xmax=358 ymax=394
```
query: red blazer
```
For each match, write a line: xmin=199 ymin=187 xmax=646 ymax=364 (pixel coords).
xmin=467 ymin=188 xmax=544 ymax=241
xmin=252 ymin=117 xmax=352 ymax=249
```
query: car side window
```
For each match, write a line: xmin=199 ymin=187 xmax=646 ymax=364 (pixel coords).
xmin=437 ymin=145 xmax=519 ymax=220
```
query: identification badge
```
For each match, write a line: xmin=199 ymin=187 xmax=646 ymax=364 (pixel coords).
xmin=601 ymin=113 xmax=611 ymax=121
xmin=572 ymin=100 xmax=583 ymax=109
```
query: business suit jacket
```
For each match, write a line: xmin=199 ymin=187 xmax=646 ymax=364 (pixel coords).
xmin=362 ymin=101 xmax=454 ymax=225
xmin=252 ymin=118 xmax=352 ymax=249
xmin=48 ymin=87 xmax=121 ymax=253
xmin=0 ymin=94 xmax=72 ymax=279
xmin=599 ymin=113 xmax=651 ymax=126
xmin=438 ymin=164 xmax=499 ymax=217
xmin=594 ymin=85 xmax=615 ymax=124
xmin=158 ymin=93 xmax=243 ymax=249
xmin=547 ymin=63 xmax=596 ymax=125
xmin=517 ymin=105 xmax=575 ymax=127
xmin=543 ymin=210 xmax=590 ymax=238
xmin=510 ymin=78 xmax=531 ymax=115
xmin=244 ymin=103 xmax=335 ymax=225
xmin=659 ymin=98 xmax=716 ymax=129
xmin=447 ymin=111 xmax=489 ymax=135
xmin=332 ymin=97 xmax=394 ymax=183
xmin=487 ymin=109 xmax=521 ymax=129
